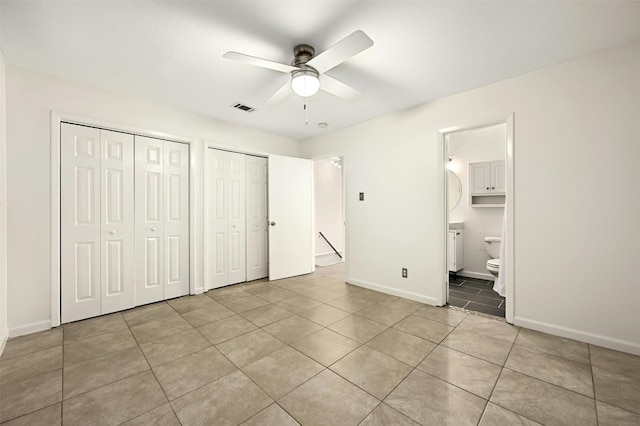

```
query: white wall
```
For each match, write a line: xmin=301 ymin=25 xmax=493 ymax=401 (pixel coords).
xmin=448 ymin=124 xmax=505 ymax=278
xmin=301 ymin=41 xmax=640 ymax=355
xmin=314 ymin=158 xmax=343 ymax=262
xmin=0 ymin=49 xmax=8 ymax=353
xmin=5 ymin=65 xmax=300 ymax=336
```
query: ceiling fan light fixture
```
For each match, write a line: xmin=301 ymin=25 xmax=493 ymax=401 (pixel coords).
xmin=291 ymin=68 xmax=320 ymax=97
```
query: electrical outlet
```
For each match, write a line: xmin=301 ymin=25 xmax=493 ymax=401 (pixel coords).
xmin=402 ymin=268 xmax=408 ymax=278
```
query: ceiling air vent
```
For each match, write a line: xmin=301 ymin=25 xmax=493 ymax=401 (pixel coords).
xmin=231 ymin=102 xmax=255 ymax=113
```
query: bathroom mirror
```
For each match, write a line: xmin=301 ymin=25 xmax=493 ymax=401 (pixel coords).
xmin=448 ymin=171 xmax=462 ymax=211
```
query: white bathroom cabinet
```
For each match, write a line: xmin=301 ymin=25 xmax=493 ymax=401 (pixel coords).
xmin=469 ymin=160 xmax=505 ymax=207
xmin=448 ymin=229 xmax=464 ymax=273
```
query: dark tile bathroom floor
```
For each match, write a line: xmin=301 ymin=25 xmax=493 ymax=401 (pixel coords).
xmin=448 ymin=275 xmax=505 ymax=317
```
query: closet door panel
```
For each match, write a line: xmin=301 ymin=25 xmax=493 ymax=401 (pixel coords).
xmin=207 ymin=149 xmax=229 ymax=289
xmin=135 ymin=136 xmax=164 ymax=305
xmin=246 ymin=156 xmax=268 ymax=281
xmin=101 ymin=130 xmax=135 ymax=314
xmin=164 ymin=141 xmax=190 ymax=299
xmin=61 ymin=123 xmax=102 ymax=323
xmin=227 ymin=152 xmax=246 ymax=285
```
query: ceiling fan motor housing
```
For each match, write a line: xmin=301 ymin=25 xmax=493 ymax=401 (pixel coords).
xmin=292 ymin=44 xmax=315 ymax=66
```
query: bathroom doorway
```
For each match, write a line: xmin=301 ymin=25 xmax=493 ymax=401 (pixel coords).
xmin=439 ymin=115 xmax=514 ymax=323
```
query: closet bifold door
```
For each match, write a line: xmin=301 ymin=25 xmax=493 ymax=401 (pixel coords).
xmin=135 ymin=136 xmax=165 ymax=305
xmin=61 ymin=123 xmax=135 ymax=323
xmin=246 ymin=156 xmax=268 ymax=281
xmin=206 ymin=149 xmax=246 ymax=289
xmin=135 ymin=136 xmax=190 ymax=305
xmin=208 ymin=149 xmax=227 ymax=289
xmin=163 ymin=141 xmax=190 ymax=299
xmin=227 ymin=152 xmax=246 ymax=285
xmin=100 ymin=130 xmax=135 ymax=314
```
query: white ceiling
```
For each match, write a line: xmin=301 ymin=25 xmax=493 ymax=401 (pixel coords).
xmin=1 ymin=1 xmax=639 ymax=140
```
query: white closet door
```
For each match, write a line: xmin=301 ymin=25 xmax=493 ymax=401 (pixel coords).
xmin=227 ymin=152 xmax=246 ymax=285
xmin=61 ymin=124 xmax=102 ymax=323
xmin=135 ymin=136 xmax=164 ymax=305
xmin=268 ymin=154 xmax=313 ymax=280
xmin=206 ymin=149 xmax=247 ymax=288
xmin=164 ymin=141 xmax=190 ymax=299
xmin=246 ymin=156 xmax=268 ymax=281
xmin=100 ymin=130 xmax=135 ymax=314
xmin=207 ymin=149 xmax=229 ymax=289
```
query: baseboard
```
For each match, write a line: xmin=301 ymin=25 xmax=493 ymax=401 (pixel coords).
xmin=8 ymin=320 xmax=51 ymax=338
xmin=346 ymin=277 xmax=439 ymax=306
xmin=514 ymin=316 xmax=640 ymax=356
xmin=315 ymin=252 xmax=343 ymax=267
xmin=0 ymin=328 xmax=7 ymax=356
xmin=455 ymin=270 xmax=495 ymax=281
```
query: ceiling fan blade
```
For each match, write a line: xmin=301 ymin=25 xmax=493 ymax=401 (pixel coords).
xmin=319 ymin=74 xmax=361 ymax=101
xmin=307 ymin=30 xmax=373 ymax=74
xmin=263 ymin=80 xmax=292 ymax=107
xmin=223 ymin=51 xmax=298 ymax=74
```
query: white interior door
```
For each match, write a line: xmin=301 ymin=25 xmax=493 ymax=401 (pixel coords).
xmin=227 ymin=152 xmax=246 ymax=285
xmin=206 ymin=149 xmax=246 ymax=288
xmin=135 ymin=136 xmax=164 ymax=305
xmin=61 ymin=124 xmax=102 ymax=322
xmin=207 ymin=149 xmax=229 ymax=289
xmin=246 ymin=156 xmax=268 ymax=281
xmin=164 ymin=141 xmax=190 ymax=299
xmin=135 ymin=136 xmax=190 ymax=303
xmin=100 ymin=130 xmax=135 ymax=314
xmin=268 ymin=154 xmax=313 ymax=280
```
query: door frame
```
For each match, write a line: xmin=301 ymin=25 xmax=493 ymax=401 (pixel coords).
xmin=50 ymin=112 xmax=201 ymax=327
xmin=438 ymin=114 xmax=515 ymax=323
xmin=310 ymin=153 xmax=347 ymax=281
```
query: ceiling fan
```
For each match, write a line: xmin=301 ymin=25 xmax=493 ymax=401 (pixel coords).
xmin=223 ymin=30 xmax=374 ymax=106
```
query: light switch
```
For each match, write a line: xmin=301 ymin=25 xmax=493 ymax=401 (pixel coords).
xmin=359 ymin=192 xmax=364 ymax=201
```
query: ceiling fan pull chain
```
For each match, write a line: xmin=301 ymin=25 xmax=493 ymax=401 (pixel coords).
xmin=304 ymin=98 xmax=308 ymax=125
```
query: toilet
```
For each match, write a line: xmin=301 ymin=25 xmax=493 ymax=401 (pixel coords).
xmin=484 ymin=236 xmax=501 ymax=277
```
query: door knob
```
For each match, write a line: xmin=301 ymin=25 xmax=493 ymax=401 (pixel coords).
xmin=486 ymin=187 xmax=489 ymax=190
xmin=270 ymin=221 xmax=276 ymax=226
xmin=109 ymin=230 xmax=116 ymax=235
xmin=151 ymin=227 xmax=157 ymax=232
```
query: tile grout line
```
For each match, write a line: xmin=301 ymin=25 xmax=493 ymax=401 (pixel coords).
xmin=61 ymin=325 xmax=65 ymax=423
xmin=61 ymin=272 xmax=455 ymax=421
xmin=236 ymin=287 xmax=414 ymax=424
xmin=207 ymin=272 xmax=348 ymax=424
xmin=11 ymin=266 xmax=636 ymax=425
xmin=478 ymin=326 xmax=520 ymax=423
xmin=62 ymin=314 xmax=157 ymax=420
xmin=124 ymin=305 xmax=181 ymax=425
xmin=479 ymin=326 xmax=570 ymax=425
xmin=372 ymin=315 xmax=486 ymax=424
xmin=589 ymin=344 xmax=600 ymax=426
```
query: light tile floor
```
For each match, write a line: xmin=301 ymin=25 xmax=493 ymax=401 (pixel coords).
xmin=1 ymin=263 xmax=639 ymax=425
